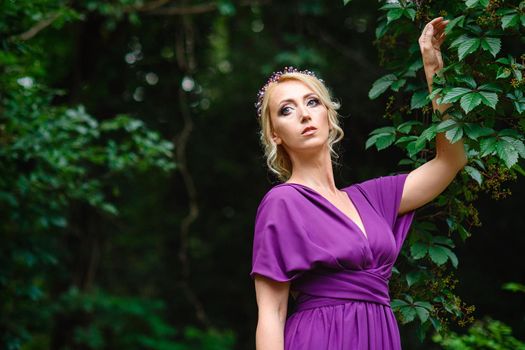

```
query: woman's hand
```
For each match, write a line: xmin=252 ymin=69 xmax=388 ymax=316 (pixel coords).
xmin=418 ymin=17 xmax=450 ymax=79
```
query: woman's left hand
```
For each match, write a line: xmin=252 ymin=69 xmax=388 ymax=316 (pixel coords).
xmin=418 ymin=17 xmax=450 ymax=78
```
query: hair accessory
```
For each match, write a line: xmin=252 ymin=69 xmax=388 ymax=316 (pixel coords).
xmin=254 ymin=66 xmax=324 ymax=118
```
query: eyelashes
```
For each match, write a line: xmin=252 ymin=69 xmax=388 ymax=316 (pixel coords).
xmin=279 ymin=98 xmax=320 ymax=116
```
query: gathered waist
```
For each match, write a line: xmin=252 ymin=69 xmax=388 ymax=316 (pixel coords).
xmin=291 ymin=268 xmax=392 ymax=311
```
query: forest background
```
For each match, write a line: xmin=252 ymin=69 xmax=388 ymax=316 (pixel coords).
xmin=1 ymin=0 xmax=524 ymax=349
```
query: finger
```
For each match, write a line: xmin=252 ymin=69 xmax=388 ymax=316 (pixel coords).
xmin=433 ymin=20 xmax=449 ymax=38
xmin=435 ymin=20 xmax=450 ymax=31
xmin=424 ymin=23 xmax=434 ymax=38
xmin=433 ymin=19 xmax=449 ymax=32
xmin=428 ymin=16 xmax=445 ymax=26
xmin=437 ymin=32 xmax=447 ymax=45
xmin=419 ymin=23 xmax=434 ymax=47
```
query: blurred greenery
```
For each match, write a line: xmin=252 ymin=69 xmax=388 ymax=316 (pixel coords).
xmin=0 ymin=0 xmax=523 ymax=349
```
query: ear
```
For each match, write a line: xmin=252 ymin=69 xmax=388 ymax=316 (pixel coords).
xmin=271 ymin=130 xmax=282 ymax=145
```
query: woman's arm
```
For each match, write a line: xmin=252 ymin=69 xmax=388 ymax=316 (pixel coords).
xmin=254 ymin=275 xmax=290 ymax=350
xmin=422 ymin=17 xmax=467 ymax=170
xmin=399 ymin=17 xmax=468 ymax=215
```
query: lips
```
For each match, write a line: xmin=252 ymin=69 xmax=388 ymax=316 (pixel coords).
xmin=302 ymin=126 xmax=317 ymax=134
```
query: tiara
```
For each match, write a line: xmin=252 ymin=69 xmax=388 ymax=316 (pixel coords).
xmin=254 ymin=66 xmax=324 ymax=118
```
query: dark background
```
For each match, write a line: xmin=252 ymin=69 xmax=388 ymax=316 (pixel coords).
xmin=2 ymin=0 xmax=524 ymax=349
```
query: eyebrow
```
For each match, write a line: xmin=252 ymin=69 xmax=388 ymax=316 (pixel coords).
xmin=278 ymin=93 xmax=317 ymax=107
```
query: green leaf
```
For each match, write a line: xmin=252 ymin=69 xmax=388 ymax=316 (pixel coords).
xmin=463 ymin=123 xmax=494 ymax=140
xmin=410 ymin=90 xmax=429 ymax=109
xmin=397 ymin=121 xmax=422 ymax=134
xmin=458 ymin=37 xmax=481 ymax=61
xmin=420 ymin=124 xmax=438 ymax=141
xmin=407 ymin=139 xmax=426 ymax=157
xmin=428 ymin=245 xmax=449 ymax=265
xmin=405 ymin=8 xmax=416 ymax=21
xmin=458 ymin=224 xmax=472 ymax=241
xmin=387 ymin=8 xmax=404 ymax=24
xmin=444 ymin=15 xmax=465 ymax=35
xmin=445 ymin=248 xmax=459 ymax=268
xmin=391 ymin=78 xmax=406 ymax=91
xmin=343 ymin=0 xmax=352 ymax=5
xmin=441 ymin=87 xmax=472 ymax=103
xmin=496 ymin=139 xmax=519 ymax=168
xmin=365 ymin=134 xmax=381 ymax=149
xmin=375 ymin=133 xmax=396 ymax=150
xmin=400 ymin=306 xmax=417 ymax=323
xmin=370 ymin=126 xmax=396 ymax=135
xmin=456 ymin=75 xmax=477 ymax=89
xmin=503 ymin=137 xmax=525 ymax=158
xmin=465 ymin=0 xmax=489 ymax=7
xmin=501 ymin=13 xmax=520 ymax=29
xmin=405 ymin=270 xmax=428 ymax=287
xmin=410 ymin=242 xmax=428 ymax=259
xmin=478 ymin=91 xmax=498 ymax=109
xmin=480 ymin=137 xmax=497 ymax=156
xmin=435 ymin=119 xmax=458 ymax=133
xmin=460 ymin=92 xmax=482 ymax=113
xmin=415 ymin=306 xmax=430 ymax=323
xmin=391 ymin=299 xmax=409 ymax=308
xmin=395 ymin=135 xmax=418 ymax=145
xmin=465 ymin=165 xmax=482 ymax=185
xmin=478 ymin=83 xmax=502 ymax=92
xmin=445 ymin=125 xmax=464 ymax=144
xmin=480 ymin=37 xmax=501 ymax=57
xmin=375 ymin=19 xmax=388 ymax=39
xmin=449 ymin=34 xmax=469 ymax=49
xmin=432 ymin=236 xmax=455 ymax=247
xmin=379 ymin=2 xmax=402 ymax=10
xmin=368 ymin=74 xmax=397 ymax=99
xmin=496 ymin=66 xmax=512 ymax=79
xmin=429 ymin=316 xmax=442 ymax=331
xmin=502 ymin=282 xmax=525 ymax=293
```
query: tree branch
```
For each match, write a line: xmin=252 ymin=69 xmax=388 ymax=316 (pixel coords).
xmin=12 ymin=11 xmax=61 ymax=41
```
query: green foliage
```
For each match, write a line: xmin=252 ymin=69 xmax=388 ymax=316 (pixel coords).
xmin=0 ymin=2 xmax=180 ymax=349
xmin=346 ymin=0 xmax=524 ymax=343
xmin=430 ymin=281 xmax=525 ymax=349
xmin=502 ymin=281 xmax=525 ymax=293
xmin=23 ymin=287 xmax=236 ymax=350
xmin=432 ymin=316 xmax=525 ymax=349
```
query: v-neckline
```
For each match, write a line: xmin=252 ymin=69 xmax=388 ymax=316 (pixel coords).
xmin=277 ymin=182 xmax=369 ymax=242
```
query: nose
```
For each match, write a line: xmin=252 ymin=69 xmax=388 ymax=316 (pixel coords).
xmin=299 ymin=104 xmax=311 ymax=120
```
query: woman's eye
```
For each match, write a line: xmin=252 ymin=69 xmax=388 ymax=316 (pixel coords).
xmin=280 ymin=107 xmax=291 ymax=115
xmin=308 ymin=98 xmax=319 ymax=106
xmin=279 ymin=98 xmax=319 ymax=115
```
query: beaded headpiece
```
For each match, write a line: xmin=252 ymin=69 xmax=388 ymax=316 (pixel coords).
xmin=254 ymin=66 xmax=324 ymax=118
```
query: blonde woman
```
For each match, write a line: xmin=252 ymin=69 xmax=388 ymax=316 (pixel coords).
xmin=249 ymin=17 xmax=464 ymax=350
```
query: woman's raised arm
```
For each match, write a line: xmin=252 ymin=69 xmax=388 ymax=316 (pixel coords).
xmin=399 ymin=17 xmax=468 ymax=215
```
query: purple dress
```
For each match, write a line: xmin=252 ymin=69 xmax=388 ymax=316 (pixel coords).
xmin=249 ymin=173 xmax=416 ymax=350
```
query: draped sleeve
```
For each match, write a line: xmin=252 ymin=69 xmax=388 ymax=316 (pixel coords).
xmin=249 ymin=187 xmax=331 ymax=282
xmin=356 ymin=172 xmax=416 ymax=252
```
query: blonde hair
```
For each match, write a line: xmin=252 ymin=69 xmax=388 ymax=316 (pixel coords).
xmin=256 ymin=72 xmax=345 ymax=182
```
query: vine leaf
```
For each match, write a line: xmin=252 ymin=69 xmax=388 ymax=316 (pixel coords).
xmin=480 ymin=37 xmax=501 ymax=57
xmin=368 ymin=74 xmax=398 ymax=99
xmin=460 ymin=92 xmax=482 ymax=114
xmin=458 ymin=37 xmax=480 ymax=61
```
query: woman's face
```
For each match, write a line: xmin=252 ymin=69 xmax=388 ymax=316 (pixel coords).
xmin=268 ymin=79 xmax=330 ymax=154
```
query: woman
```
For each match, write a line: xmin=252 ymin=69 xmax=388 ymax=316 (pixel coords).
xmin=250 ymin=17 xmax=467 ymax=350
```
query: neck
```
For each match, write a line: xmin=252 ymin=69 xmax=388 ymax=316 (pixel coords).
xmin=285 ymin=144 xmax=339 ymax=194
